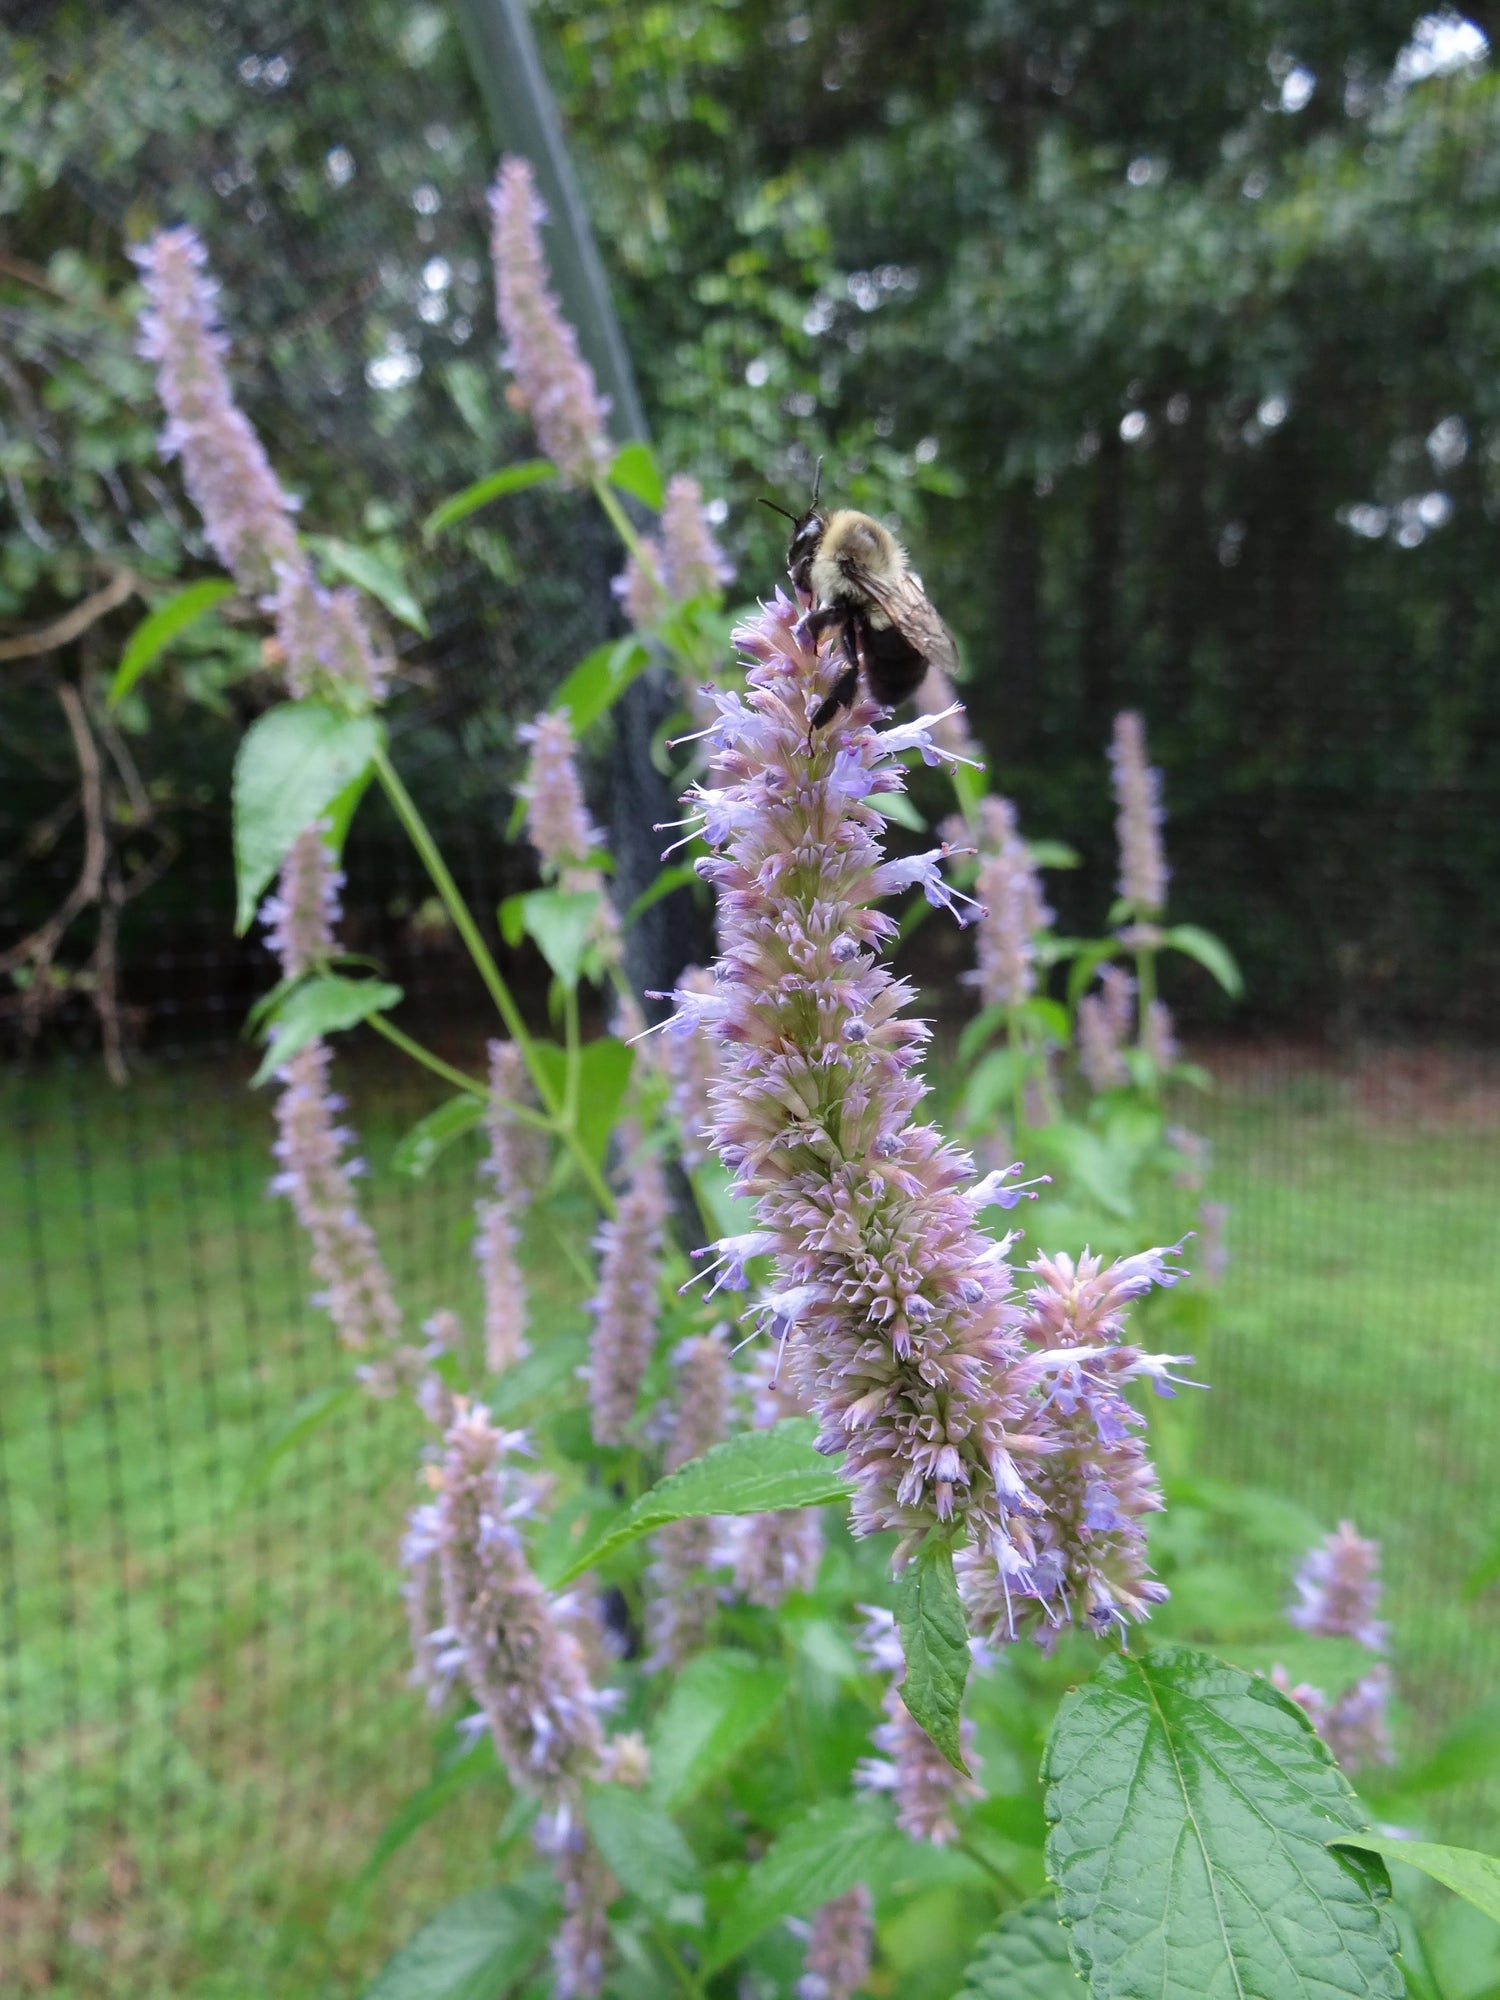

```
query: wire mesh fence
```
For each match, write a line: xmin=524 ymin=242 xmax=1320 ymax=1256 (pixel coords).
xmin=4 ymin=0 xmax=1500 ymax=1993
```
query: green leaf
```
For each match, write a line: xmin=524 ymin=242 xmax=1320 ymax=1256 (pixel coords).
xmin=1331 ymin=1837 xmax=1500 ymax=1931
xmin=895 ymin=1540 xmax=971 ymax=1774
xmin=949 ymin=761 xmax=986 ymax=823
xmin=1027 ymin=839 xmax=1080 ymax=870
xmin=647 ymin=1651 xmax=789 ymax=1808
xmin=307 ymin=534 xmax=429 ymax=636
xmin=251 ymin=974 xmax=403 ymax=1084
xmin=422 ymin=459 xmax=557 ymax=537
xmin=874 ymin=791 xmax=927 ymax=832
xmin=1065 ymin=941 xmax=1123 ymax=1009
xmin=529 ymin=1037 xmax=632 ymax=1173
xmin=351 ymin=1738 xmax=503 ymax=1896
xmin=392 ymin=1094 xmax=486 ymax=1178
xmin=608 ymin=441 xmax=664 ymax=511
xmin=960 ymin=1046 xmax=1018 ymax=1126
xmin=549 ymin=635 xmax=651 ymax=735
xmin=232 ymin=703 xmax=380 ymax=934
xmin=486 ymin=1332 xmax=588 ymax=1419
xmin=624 ymin=863 xmax=700 ymax=929
xmin=235 ymin=1381 xmax=356 ymax=1505
xmin=1161 ymin=924 xmax=1244 ymax=999
xmin=1043 ymin=1645 xmax=1404 ymax=2000
xmin=1213 ymin=1637 xmax=1387 ymax=1705
xmin=955 ymin=1897 xmax=1083 ymax=1997
xmin=108 ymin=578 xmax=234 ymax=707
xmin=705 ymin=1800 xmax=907 ymax=1974
xmin=363 ymin=1881 xmax=557 ymax=2000
xmin=583 ymin=1784 xmax=700 ymax=1916
xmin=958 ymin=1003 xmax=1009 ymax=1067
xmin=546 ymin=1420 xmax=849 ymax=1588
xmin=515 ymin=888 xmax=601 ymax=990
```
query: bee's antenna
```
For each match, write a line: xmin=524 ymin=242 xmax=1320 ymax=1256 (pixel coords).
xmin=758 ymin=497 xmax=798 ymax=523
xmin=810 ymin=455 xmax=824 ymax=508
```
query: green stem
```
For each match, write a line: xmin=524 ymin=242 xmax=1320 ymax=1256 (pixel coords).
xmin=365 ymin=1015 xmax=483 ymax=1105
xmin=591 ymin=473 xmax=659 ymax=574
xmin=372 ymin=743 xmax=616 ymax=1214
xmin=1135 ymin=939 xmax=1160 ymax=1102
xmin=648 ymin=1919 xmax=707 ymax=2000
xmin=563 ymin=983 xmax=582 ymax=1131
xmin=957 ymin=1836 xmax=1025 ymax=1905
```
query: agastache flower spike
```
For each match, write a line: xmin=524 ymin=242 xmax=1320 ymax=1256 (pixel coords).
xmin=488 ymin=156 xmax=613 ymax=489
xmin=1076 ymin=963 xmax=1135 ymax=1093
xmin=795 ymin=1885 xmax=874 ymax=2000
xmin=1275 ymin=1522 xmax=1394 ymax=1771
xmin=517 ymin=709 xmax=623 ymax=966
xmin=646 ymin=1333 xmax=730 ymax=1668
xmin=662 ymin=966 xmax=723 ymax=1168
xmin=675 ymin=589 xmax=1050 ymax=1583
xmin=133 ymin=227 xmax=390 ymax=705
xmin=261 ymin=833 xmax=404 ymax=1369
xmin=853 ymin=1608 xmax=980 ymax=1842
xmin=660 ymin=474 xmax=734 ymax=601
xmin=587 ymin=1148 xmax=669 ymax=1445
xmin=1109 ymin=710 xmax=1169 ymax=916
xmin=474 ymin=1042 xmax=543 ymax=1374
xmin=946 ymin=795 xmax=1052 ymax=1010
xmin=957 ymin=1244 xmax=1192 ymax=1645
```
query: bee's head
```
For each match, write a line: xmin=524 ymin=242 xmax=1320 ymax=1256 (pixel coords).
xmin=760 ymin=458 xmax=826 ymax=595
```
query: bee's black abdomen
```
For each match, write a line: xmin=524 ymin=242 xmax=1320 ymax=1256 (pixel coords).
xmin=859 ymin=616 xmax=928 ymax=710
xmin=810 ymin=661 xmax=861 ymax=730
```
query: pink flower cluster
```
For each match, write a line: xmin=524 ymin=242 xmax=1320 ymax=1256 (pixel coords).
xmin=1109 ymin=709 xmax=1169 ymax=916
xmin=1276 ymin=1519 xmax=1394 ymax=1771
xmin=615 ymin=473 xmax=734 ymax=628
xmin=586 ymin=1148 xmax=669 ymax=1446
xmin=474 ymin=1041 xmax=544 ymax=1374
xmin=953 ymin=795 xmax=1052 ymax=1010
xmin=1076 ymin=963 xmax=1135 ymax=1092
xmin=517 ymin=709 xmax=623 ymax=966
xmin=795 ymin=1885 xmax=873 ymax=2000
xmin=133 ymin=226 xmax=390 ymax=705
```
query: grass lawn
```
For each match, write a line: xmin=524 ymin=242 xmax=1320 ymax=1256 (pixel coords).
xmin=1 ymin=1042 xmax=1497 ymax=1995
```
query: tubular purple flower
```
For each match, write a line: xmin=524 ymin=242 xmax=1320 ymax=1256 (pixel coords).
xmin=673 ymin=591 xmax=1054 ymax=1583
xmin=646 ymin=1333 xmax=731 ymax=1669
xmin=429 ymin=1401 xmax=606 ymax=1796
xmin=1076 ymin=963 xmax=1135 ymax=1093
xmin=489 ymin=156 xmax=613 ymax=488
xmin=853 ymin=1608 xmax=980 ymax=1843
xmin=484 ymin=1040 xmax=548 ymax=1206
xmin=1287 ymin=1520 xmax=1388 ymax=1652
xmin=133 ymin=227 xmax=390 ymax=705
xmin=796 ymin=1884 xmax=874 ymax=2000
xmin=1109 ymin=710 xmax=1169 ymax=916
xmin=261 ymin=838 xmax=404 ymax=1363
xmin=475 ymin=1201 xmax=528 ymax=1374
xmin=1322 ymin=1667 xmax=1395 ymax=1770
xmin=613 ymin=542 xmax=666 ymax=630
xmin=662 ymin=966 xmax=723 ymax=1168
xmin=951 ymin=795 xmax=1052 ymax=1010
xmin=723 ymin=1349 xmax=823 ymax=1608
xmin=957 ymin=1244 xmax=1191 ymax=1645
xmin=587 ymin=1148 xmax=669 ymax=1445
xmin=1143 ymin=998 xmax=1178 ymax=1071
xmin=534 ymin=1810 xmax=612 ymax=2000
xmin=473 ymin=1041 xmax=543 ymax=1374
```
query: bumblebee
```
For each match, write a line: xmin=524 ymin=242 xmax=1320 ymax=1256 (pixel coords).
xmin=762 ymin=460 xmax=958 ymax=730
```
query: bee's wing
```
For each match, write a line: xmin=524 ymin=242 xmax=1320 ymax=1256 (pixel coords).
xmin=850 ymin=564 xmax=959 ymax=676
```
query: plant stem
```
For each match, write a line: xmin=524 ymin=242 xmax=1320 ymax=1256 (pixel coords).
xmin=957 ymin=1836 xmax=1025 ymax=1905
xmin=366 ymin=1014 xmax=483 ymax=1104
xmin=563 ymin=982 xmax=581 ymax=1130
xmin=648 ymin=1918 xmax=707 ymax=2000
xmin=591 ymin=473 xmax=657 ymax=573
xmin=371 ymin=742 xmax=616 ymax=1214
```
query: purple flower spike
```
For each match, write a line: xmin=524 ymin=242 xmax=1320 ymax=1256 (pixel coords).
xmin=796 ymin=1884 xmax=873 ymax=2000
xmin=489 ymin=156 xmax=613 ymax=489
xmin=1109 ymin=710 xmax=1169 ymax=917
xmin=946 ymin=796 xmax=1052 ymax=1009
xmin=1288 ymin=1520 xmax=1388 ymax=1652
xmin=587 ymin=1149 xmax=668 ymax=1446
xmin=646 ymin=1333 xmax=731 ymax=1669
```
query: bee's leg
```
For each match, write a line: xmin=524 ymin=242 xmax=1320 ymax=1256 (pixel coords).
xmin=809 ymin=660 xmax=860 ymax=733
xmin=800 ymin=603 xmax=844 ymax=646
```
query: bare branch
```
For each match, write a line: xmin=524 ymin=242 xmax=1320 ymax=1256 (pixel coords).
xmin=0 ymin=569 xmax=137 ymax=662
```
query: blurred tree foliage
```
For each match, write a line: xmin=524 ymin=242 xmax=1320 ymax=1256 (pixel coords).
xmin=3 ymin=0 xmax=1499 ymax=1042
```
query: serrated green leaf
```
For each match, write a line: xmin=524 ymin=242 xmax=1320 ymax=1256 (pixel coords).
xmin=515 ymin=888 xmax=601 ymax=990
xmin=235 ymin=1380 xmax=356 ymax=1505
xmin=546 ymin=1420 xmax=849 ymax=1588
xmin=1161 ymin=923 xmax=1244 ymax=999
xmin=1214 ymin=1637 xmax=1386 ymax=1705
xmin=608 ymin=441 xmax=664 ymax=511
xmin=232 ymin=703 xmax=380 ymax=933
xmin=549 ymin=635 xmax=651 ymax=735
xmin=647 ymin=1651 xmax=789 ymax=1808
xmin=704 ymin=1799 xmax=907 ymax=1973
xmin=251 ymin=974 xmax=403 ymax=1084
xmin=363 ymin=1881 xmax=556 ymax=2000
xmin=896 ymin=1540 xmax=970 ymax=1774
xmin=955 ymin=1897 xmax=1083 ymax=1997
xmin=1043 ymin=1645 xmax=1404 ymax=2000
xmin=584 ymin=1784 xmax=700 ymax=1916
xmin=109 ymin=577 xmax=234 ymax=707
xmin=307 ymin=534 xmax=429 ymax=635
xmin=392 ymin=1094 xmax=486 ymax=1178
xmin=874 ymin=791 xmax=927 ymax=832
xmin=1331 ymin=1837 xmax=1500 ymax=1931
xmin=423 ymin=459 xmax=557 ymax=537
